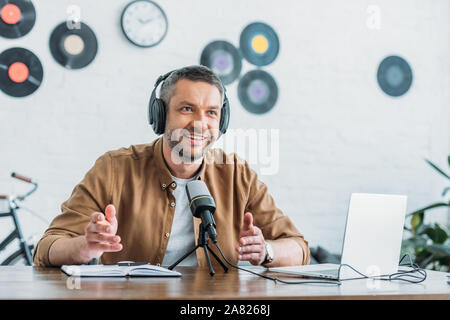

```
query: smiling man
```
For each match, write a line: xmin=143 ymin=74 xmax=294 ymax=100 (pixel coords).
xmin=33 ymin=65 xmax=310 ymax=268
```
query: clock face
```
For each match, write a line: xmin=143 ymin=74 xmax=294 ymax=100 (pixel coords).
xmin=121 ymin=0 xmax=168 ymax=48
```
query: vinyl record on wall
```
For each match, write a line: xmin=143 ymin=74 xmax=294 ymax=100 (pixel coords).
xmin=0 ymin=0 xmax=36 ymax=39
xmin=377 ymin=55 xmax=413 ymax=97
xmin=0 ymin=47 xmax=43 ymax=97
xmin=239 ymin=22 xmax=279 ymax=67
xmin=238 ymin=69 xmax=278 ymax=114
xmin=200 ymin=40 xmax=242 ymax=85
xmin=49 ymin=21 xmax=98 ymax=69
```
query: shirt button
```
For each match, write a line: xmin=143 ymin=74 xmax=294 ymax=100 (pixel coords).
xmin=162 ymin=184 xmax=166 ymax=189
xmin=170 ymin=202 xmax=175 ymax=207
xmin=171 ymin=183 xmax=176 ymax=188
xmin=165 ymin=232 xmax=170 ymax=238
xmin=156 ymin=263 xmax=161 ymax=266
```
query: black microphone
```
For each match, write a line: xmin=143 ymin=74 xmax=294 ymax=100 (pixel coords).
xmin=186 ymin=180 xmax=218 ymax=243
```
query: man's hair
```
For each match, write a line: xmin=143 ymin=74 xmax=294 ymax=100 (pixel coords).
xmin=159 ymin=65 xmax=225 ymax=109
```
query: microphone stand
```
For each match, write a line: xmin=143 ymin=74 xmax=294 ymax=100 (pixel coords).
xmin=168 ymin=223 xmax=228 ymax=276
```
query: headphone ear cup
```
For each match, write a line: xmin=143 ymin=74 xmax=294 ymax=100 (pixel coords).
xmin=219 ymin=95 xmax=230 ymax=134
xmin=153 ymin=99 xmax=166 ymax=135
xmin=156 ymin=99 xmax=166 ymax=135
xmin=148 ymin=70 xmax=175 ymax=135
xmin=148 ymin=93 xmax=166 ymax=135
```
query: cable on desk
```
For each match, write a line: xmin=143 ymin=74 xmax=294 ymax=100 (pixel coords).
xmin=214 ymin=243 xmax=342 ymax=286
xmin=214 ymin=245 xmax=426 ymax=285
xmin=337 ymin=254 xmax=427 ymax=284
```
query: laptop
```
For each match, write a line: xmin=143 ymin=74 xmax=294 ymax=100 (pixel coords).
xmin=269 ymin=193 xmax=407 ymax=280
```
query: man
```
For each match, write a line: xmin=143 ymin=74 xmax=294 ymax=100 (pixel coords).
xmin=33 ymin=65 xmax=310 ymax=268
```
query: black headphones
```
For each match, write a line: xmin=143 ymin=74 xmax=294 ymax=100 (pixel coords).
xmin=148 ymin=70 xmax=230 ymax=135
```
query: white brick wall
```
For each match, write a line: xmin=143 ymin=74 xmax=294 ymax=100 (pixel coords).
xmin=0 ymin=0 xmax=448 ymax=262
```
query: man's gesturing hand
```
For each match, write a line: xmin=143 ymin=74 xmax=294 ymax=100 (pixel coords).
xmin=235 ymin=212 xmax=267 ymax=266
xmin=80 ymin=204 xmax=122 ymax=262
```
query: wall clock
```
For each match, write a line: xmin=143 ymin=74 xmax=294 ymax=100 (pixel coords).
xmin=121 ymin=0 xmax=168 ymax=48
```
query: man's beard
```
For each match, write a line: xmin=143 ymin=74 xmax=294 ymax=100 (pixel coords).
xmin=164 ymin=126 xmax=217 ymax=164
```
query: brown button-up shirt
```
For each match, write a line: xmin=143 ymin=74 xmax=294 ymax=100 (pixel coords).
xmin=33 ymin=137 xmax=310 ymax=267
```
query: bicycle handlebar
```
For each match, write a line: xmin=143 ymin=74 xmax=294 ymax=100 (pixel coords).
xmin=11 ymin=172 xmax=33 ymax=184
xmin=6 ymin=172 xmax=38 ymax=202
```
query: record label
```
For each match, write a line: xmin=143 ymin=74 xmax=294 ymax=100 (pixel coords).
xmin=0 ymin=47 xmax=43 ymax=97
xmin=200 ymin=40 xmax=242 ymax=85
xmin=8 ymin=61 xmax=29 ymax=82
xmin=49 ymin=21 xmax=98 ymax=69
xmin=238 ymin=69 xmax=278 ymax=114
xmin=239 ymin=22 xmax=279 ymax=67
xmin=0 ymin=0 xmax=36 ymax=39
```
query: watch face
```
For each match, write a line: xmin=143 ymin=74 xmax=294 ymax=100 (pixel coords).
xmin=265 ymin=242 xmax=274 ymax=262
xmin=121 ymin=0 xmax=168 ymax=48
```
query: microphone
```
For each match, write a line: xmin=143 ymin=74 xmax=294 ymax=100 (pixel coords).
xmin=186 ymin=180 xmax=218 ymax=243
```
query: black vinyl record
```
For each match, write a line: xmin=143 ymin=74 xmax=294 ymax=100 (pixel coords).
xmin=377 ymin=55 xmax=413 ymax=97
xmin=49 ymin=21 xmax=98 ymax=69
xmin=200 ymin=40 xmax=242 ymax=85
xmin=238 ymin=69 xmax=278 ymax=115
xmin=0 ymin=47 xmax=43 ymax=97
xmin=0 ymin=0 xmax=35 ymax=39
xmin=239 ymin=22 xmax=279 ymax=67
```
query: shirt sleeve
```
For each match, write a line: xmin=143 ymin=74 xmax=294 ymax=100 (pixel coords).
xmin=33 ymin=152 xmax=113 ymax=266
xmin=241 ymin=161 xmax=310 ymax=265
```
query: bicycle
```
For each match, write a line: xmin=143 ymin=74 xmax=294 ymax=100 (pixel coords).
xmin=0 ymin=172 xmax=39 ymax=266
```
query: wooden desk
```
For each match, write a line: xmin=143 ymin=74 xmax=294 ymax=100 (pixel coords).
xmin=0 ymin=266 xmax=448 ymax=300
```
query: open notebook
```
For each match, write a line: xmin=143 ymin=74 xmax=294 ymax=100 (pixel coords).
xmin=61 ymin=264 xmax=182 ymax=277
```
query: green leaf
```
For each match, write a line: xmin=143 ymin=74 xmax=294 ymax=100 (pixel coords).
xmin=406 ymin=202 xmax=450 ymax=217
xmin=410 ymin=212 xmax=423 ymax=231
xmin=430 ymin=223 xmax=448 ymax=244
xmin=425 ymin=158 xmax=450 ymax=180
xmin=424 ymin=224 xmax=448 ymax=244
xmin=425 ymin=244 xmax=450 ymax=257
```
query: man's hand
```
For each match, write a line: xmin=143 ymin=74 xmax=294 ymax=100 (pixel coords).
xmin=235 ymin=212 xmax=267 ymax=266
xmin=80 ymin=204 xmax=122 ymax=262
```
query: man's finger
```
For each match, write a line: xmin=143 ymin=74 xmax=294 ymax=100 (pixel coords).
xmin=91 ymin=212 xmax=104 ymax=223
xmin=237 ymin=244 xmax=264 ymax=254
xmin=86 ymin=232 xmax=120 ymax=244
xmin=105 ymin=204 xmax=116 ymax=224
xmin=242 ymin=212 xmax=254 ymax=233
xmin=240 ymin=235 xmax=264 ymax=246
xmin=89 ymin=242 xmax=122 ymax=252
xmin=238 ymin=252 xmax=260 ymax=262
xmin=87 ymin=222 xmax=112 ymax=234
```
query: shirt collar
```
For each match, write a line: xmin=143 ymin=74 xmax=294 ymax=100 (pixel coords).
xmin=152 ymin=137 xmax=208 ymax=190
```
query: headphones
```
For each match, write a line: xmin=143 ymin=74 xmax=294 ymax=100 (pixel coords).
xmin=148 ymin=69 xmax=230 ymax=135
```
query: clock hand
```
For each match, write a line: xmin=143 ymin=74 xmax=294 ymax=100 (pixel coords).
xmin=138 ymin=17 xmax=155 ymax=24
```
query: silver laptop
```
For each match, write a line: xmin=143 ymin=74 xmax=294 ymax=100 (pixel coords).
xmin=269 ymin=193 xmax=407 ymax=280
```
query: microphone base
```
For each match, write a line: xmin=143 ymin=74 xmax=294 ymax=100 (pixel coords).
xmin=168 ymin=224 xmax=228 ymax=276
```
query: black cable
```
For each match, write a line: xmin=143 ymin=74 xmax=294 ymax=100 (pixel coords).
xmin=337 ymin=254 xmax=427 ymax=284
xmin=214 ymin=245 xmax=426 ymax=285
xmin=214 ymin=243 xmax=342 ymax=285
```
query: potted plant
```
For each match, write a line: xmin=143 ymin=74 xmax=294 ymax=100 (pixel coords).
xmin=401 ymin=156 xmax=450 ymax=272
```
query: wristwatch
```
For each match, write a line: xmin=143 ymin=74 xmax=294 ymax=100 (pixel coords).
xmin=263 ymin=241 xmax=274 ymax=265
